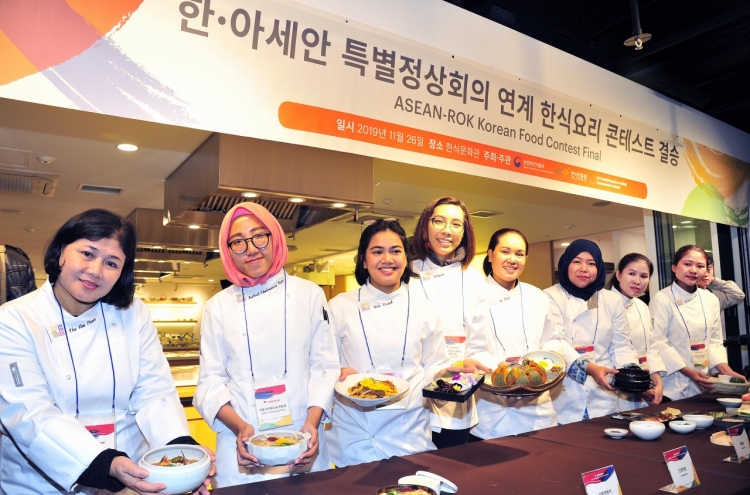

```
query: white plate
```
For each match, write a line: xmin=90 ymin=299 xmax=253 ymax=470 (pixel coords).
xmin=520 ymin=350 xmax=566 ymax=373
xmin=334 ymin=373 xmax=409 ymax=407
xmin=717 ymin=397 xmax=742 ymax=407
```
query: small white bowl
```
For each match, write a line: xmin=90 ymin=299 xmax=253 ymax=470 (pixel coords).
xmin=245 ymin=430 xmax=311 ymax=466
xmin=669 ymin=420 xmax=697 ymax=434
xmin=629 ymin=421 xmax=665 ymax=440
xmin=139 ymin=445 xmax=210 ymax=495
xmin=717 ymin=397 xmax=742 ymax=409
xmin=717 ymin=374 xmax=732 ymax=383
xmin=682 ymin=414 xmax=714 ymax=429
xmin=604 ymin=428 xmax=628 ymax=439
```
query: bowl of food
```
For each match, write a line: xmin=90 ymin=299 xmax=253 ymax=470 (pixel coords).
xmin=711 ymin=377 xmax=750 ymax=395
xmin=682 ymin=414 xmax=714 ymax=429
xmin=398 ymin=475 xmax=441 ymax=494
xmin=138 ymin=445 xmax=210 ymax=495
xmin=668 ymin=420 xmax=697 ymax=434
xmin=713 ymin=415 xmax=750 ymax=430
xmin=604 ymin=428 xmax=628 ymax=439
xmin=375 ymin=484 xmax=437 ymax=495
xmin=335 ymin=373 xmax=410 ymax=407
xmin=717 ymin=397 xmax=743 ymax=411
xmin=245 ymin=430 xmax=310 ymax=466
xmin=629 ymin=421 xmax=665 ymax=440
xmin=480 ymin=352 xmax=566 ymax=397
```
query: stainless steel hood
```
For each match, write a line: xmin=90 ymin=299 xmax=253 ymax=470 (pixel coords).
xmin=164 ymin=133 xmax=374 ymax=232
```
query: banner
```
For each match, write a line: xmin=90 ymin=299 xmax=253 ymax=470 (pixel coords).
xmin=1 ymin=0 xmax=748 ymax=226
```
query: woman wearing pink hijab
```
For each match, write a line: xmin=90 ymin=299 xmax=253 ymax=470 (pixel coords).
xmin=193 ymin=203 xmax=339 ymax=487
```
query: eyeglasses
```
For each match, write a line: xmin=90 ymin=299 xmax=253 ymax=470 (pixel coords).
xmin=227 ymin=233 xmax=271 ymax=254
xmin=430 ymin=216 xmax=464 ymax=233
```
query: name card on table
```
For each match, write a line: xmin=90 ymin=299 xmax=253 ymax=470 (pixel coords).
xmin=660 ymin=446 xmax=700 ymax=493
xmin=724 ymin=424 xmax=750 ymax=463
xmin=581 ymin=465 xmax=622 ymax=495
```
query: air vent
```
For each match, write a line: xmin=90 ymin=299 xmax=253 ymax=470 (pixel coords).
xmin=79 ymin=184 xmax=123 ymax=195
xmin=470 ymin=210 xmax=503 ymax=218
xmin=0 ymin=169 xmax=60 ymax=197
xmin=0 ymin=147 xmax=30 ymax=169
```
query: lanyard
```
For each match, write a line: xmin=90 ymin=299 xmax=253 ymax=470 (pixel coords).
xmin=357 ymin=285 xmax=410 ymax=369
xmin=489 ymin=281 xmax=529 ymax=352
xmin=631 ymin=299 xmax=649 ymax=352
xmin=670 ymin=285 xmax=707 ymax=341
xmin=241 ymin=273 xmax=287 ymax=382
xmin=419 ymin=260 xmax=465 ymax=328
xmin=569 ymin=290 xmax=599 ymax=345
xmin=53 ymin=292 xmax=116 ymax=419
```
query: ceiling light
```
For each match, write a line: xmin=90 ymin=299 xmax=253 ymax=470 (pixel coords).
xmin=188 ymin=224 xmax=201 ymax=229
xmin=208 ymin=279 xmax=215 ymax=282
xmin=241 ymin=191 xmax=259 ymax=198
xmin=329 ymin=259 xmax=335 ymax=263
xmin=184 ymin=247 xmax=193 ymax=251
xmin=288 ymin=197 xmax=305 ymax=203
xmin=134 ymin=259 xmax=139 ymax=262
xmin=183 ymin=261 xmax=191 ymax=264
xmin=116 ymin=143 xmax=139 ymax=152
xmin=680 ymin=220 xmax=693 ymax=224
xmin=152 ymin=245 xmax=162 ymax=249
xmin=561 ymin=242 xmax=570 ymax=247
xmin=331 ymin=202 xmax=347 ymax=208
xmin=157 ymin=260 xmax=165 ymax=263
xmin=213 ymin=249 xmax=220 ymax=253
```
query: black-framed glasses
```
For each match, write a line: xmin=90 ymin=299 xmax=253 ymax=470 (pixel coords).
xmin=227 ymin=233 xmax=271 ymax=254
xmin=430 ymin=216 xmax=464 ymax=233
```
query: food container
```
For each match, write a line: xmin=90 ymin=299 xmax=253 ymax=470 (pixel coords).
xmin=245 ymin=430 xmax=310 ymax=466
xmin=613 ymin=367 xmax=651 ymax=393
xmin=398 ymin=476 xmax=441 ymax=494
xmin=681 ymin=414 xmax=714 ymax=429
xmin=713 ymin=415 xmax=750 ymax=430
xmin=668 ymin=420 xmax=697 ymax=434
xmin=604 ymin=428 xmax=628 ymax=439
xmin=375 ymin=484 xmax=437 ymax=495
xmin=138 ymin=445 xmax=210 ymax=495
xmin=629 ymin=421 xmax=665 ymax=440
xmin=711 ymin=378 xmax=750 ymax=395
xmin=480 ymin=351 xmax=566 ymax=397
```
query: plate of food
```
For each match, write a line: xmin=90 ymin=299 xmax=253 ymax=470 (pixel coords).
xmin=480 ymin=351 xmax=566 ymax=397
xmin=422 ymin=371 xmax=485 ymax=403
xmin=335 ymin=373 xmax=409 ymax=407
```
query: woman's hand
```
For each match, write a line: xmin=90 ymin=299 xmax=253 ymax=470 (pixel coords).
xmin=292 ymin=422 xmax=319 ymax=467
xmin=715 ymin=363 xmax=746 ymax=381
xmin=109 ymin=456 xmax=166 ymax=494
xmin=235 ymin=421 xmax=262 ymax=467
xmin=586 ymin=363 xmax=617 ymax=390
xmin=339 ymin=367 xmax=359 ymax=381
xmin=642 ymin=372 xmax=663 ymax=405
xmin=679 ymin=367 xmax=714 ymax=391
xmin=191 ymin=446 xmax=216 ymax=495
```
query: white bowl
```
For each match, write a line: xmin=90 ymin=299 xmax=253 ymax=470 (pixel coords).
xmin=139 ymin=445 xmax=210 ymax=495
xmin=669 ymin=420 xmax=697 ymax=434
xmin=717 ymin=397 xmax=742 ymax=409
xmin=682 ymin=414 xmax=714 ymax=429
xmin=245 ymin=430 xmax=311 ymax=466
xmin=717 ymin=374 xmax=732 ymax=383
xmin=604 ymin=428 xmax=628 ymax=439
xmin=629 ymin=421 xmax=665 ymax=440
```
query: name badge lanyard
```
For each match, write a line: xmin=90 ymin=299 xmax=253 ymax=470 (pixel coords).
xmin=631 ymin=300 xmax=649 ymax=352
xmin=670 ymin=286 xmax=708 ymax=341
xmin=420 ymin=262 xmax=465 ymax=329
xmin=241 ymin=273 xmax=287 ymax=382
xmin=570 ymin=291 xmax=599 ymax=346
xmin=489 ymin=281 xmax=529 ymax=353
xmin=357 ymin=286 xmax=410 ymax=369
xmin=53 ymin=292 xmax=116 ymax=419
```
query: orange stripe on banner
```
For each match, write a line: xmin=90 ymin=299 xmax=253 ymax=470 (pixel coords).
xmin=279 ymin=102 xmax=648 ymax=200
xmin=0 ymin=29 xmax=37 ymax=85
xmin=65 ymin=0 xmax=144 ymax=36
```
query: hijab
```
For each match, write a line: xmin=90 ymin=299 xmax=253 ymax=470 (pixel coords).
xmin=558 ymin=239 xmax=606 ymax=301
xmin=219 ymin=202 xmax=288 ymax=287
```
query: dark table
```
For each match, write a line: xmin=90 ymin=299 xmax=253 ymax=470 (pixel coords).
xmin=211 ymin=394 xmax=750 ymax=494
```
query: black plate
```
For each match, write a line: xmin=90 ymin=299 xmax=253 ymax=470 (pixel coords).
xmin=612 ymin=384 xmax=652 ymax=394
xmin=422 ymin=373 xmax=485 ymax=403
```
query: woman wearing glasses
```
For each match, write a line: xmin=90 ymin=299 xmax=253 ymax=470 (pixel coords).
xmin=325 ymin=219 xmax=451 ymax=467
xmin=193 ymin=203 xmax=340 ymax=487
xmin=544 ymin=240 xmax=639 ymax=424
xmin=411 ymin=197 xmax=492 ymax=448
xmin=649 ymin=245 xmax=744 ymax=400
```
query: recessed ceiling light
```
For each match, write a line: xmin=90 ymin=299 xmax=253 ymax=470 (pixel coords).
xmin=680 ymin=220 xmax=693 ymax=224
xmin=188 ymin=224 xmax=201 ymax=229
xmin=241 ymin=191 xmax=259 ymax=198
xmin=213 ymin=249 xmax=220 ymax=253
xmin=184 ymin=247 xmax=193 ymax=251
xmin=183 ymin=261 xmax=191 ymax=264
xmin=134 ymin=259 xmax=139 ymax=262
xmin=152 ymin=245 xmax=162 ymax=249
xmin=561 ymin=242 xmax=570 ymax=247
xmin=288 ymin=197 xmax=305 ymax=203
xmin=116 ymin=143 xmax=138 ymax=152
xmin=331 ymin=202 xmax=347 ymax=208
xmin=157 ymin=260 xmax=165 ymax=263
xmin=329 ymin=259 xmax=335 ymax=262
xmin=208 ymin=279 xmax=214 ymax=282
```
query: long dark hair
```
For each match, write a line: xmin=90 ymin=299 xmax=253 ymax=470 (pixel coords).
xmin=44 ymin=209 xmax=136 ymax=308
xmin=605 ymin=253 xmax=653 ymax=291
xmin=483 ymin=228 xmax=529 ymax=276
xmin=354 ymin=219 xmax=415 ymax=286
xmin=411 ymin=196 xmax=475 ymax=267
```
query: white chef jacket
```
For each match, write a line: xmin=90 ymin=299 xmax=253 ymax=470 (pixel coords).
xmin=411 ymin=259 xmax=489 ymax=431
xmin=611 ymin=287 xmax=667 ymax=410
xmin=649 ymin=282 xmax=726 ymax=400
xmin=325 ymin=281 xmax=450 ymax=467
xmin=0 ymin=281 xmax=189 ymax=495
xmin=193 ymin=271 xmax=339 ymax=487
xmin=468 ymin=277 xmax=572 ymax=439
xmin=544 ymin=284 xmax=638 ymax=424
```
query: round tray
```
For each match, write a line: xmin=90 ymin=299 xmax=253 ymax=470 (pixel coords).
xmin=480 ymin=370 xmax=565 ymax=397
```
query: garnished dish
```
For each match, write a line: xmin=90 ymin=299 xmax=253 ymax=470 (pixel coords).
xmin=151 ymin=452 xmax=198 ymax=467
xmin=250 ymin=435 xmax=304 ymax=447
xmin=433 ymin=371 xmax=478 ymax=393
xmin=644 ymin=412 xmax=675 ymax=422
xmin=730 ymin=377 xmax=747 ymax=383
xmin=376 ymin=485 xmax=436 ymax=495
xmin=491 ymin=359 xmax=547 ymax=387
xmin=480 ymin=351 xmax=566 ymax=397
xmin=348 ymin=377 xmax=398 ymax=399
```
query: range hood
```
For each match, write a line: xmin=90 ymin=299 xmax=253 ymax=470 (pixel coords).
xmin=164 ymin=133 xmax=374 ymax=232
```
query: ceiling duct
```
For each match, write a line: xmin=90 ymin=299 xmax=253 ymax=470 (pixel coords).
xmin=164 ymin=133 xmax=374 ymax=233
xmin=128 ymin=208 xmax=219 ymax=262
xmin=0 ymin=168 xmax=60 ymax=197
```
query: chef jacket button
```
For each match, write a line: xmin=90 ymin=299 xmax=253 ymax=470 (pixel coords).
xmin=112 ymin=323 xmax=116 ymax=327
xmin=371 ymin=434 xmax=375 ymax=438
xmin=66 ymin=375 xmax=71 ymax=380
xmin=242 ymin=333 xmax=246 ymax=336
